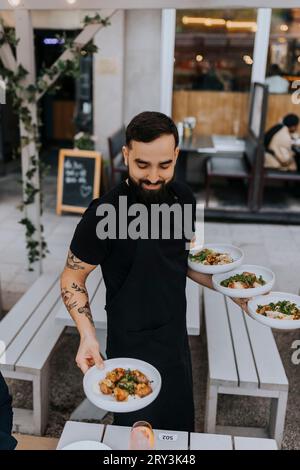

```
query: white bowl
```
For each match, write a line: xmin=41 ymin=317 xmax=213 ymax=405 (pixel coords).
xmin=188 ymin=244 xmax=244 ymax=275
xmin=248 ymin=292 xmax=300 ymax=330
xmin=83 ymin=358 xmax=161 ymax=413
xmin=61 ymin=441 xmax=112 ymax=450
xmin=212 ymin=264 xmax=275 ymax=299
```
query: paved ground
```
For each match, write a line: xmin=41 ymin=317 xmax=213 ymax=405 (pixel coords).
xmin=1 ymin=172 xmax=300 ymax=449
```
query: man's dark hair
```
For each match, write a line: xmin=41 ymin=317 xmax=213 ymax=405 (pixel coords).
xmin=126 ymin=111 xmax=179 ymax=148
xmin=283 ymin=113 xmax=299 ymax=128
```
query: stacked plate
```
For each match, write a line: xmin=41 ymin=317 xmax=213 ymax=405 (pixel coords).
xmin=247 ymin=292 xmax=300 ymax=330
xmin=188 ymin=244 xmax=300 ymax=330
xmin=188 ymin=244 xmax=244 ymax=275
xmin=212 ymin=264 xmax=275 ymax=299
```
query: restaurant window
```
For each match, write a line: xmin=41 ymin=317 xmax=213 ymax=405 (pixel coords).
xmin=174 ymin=9 xmax=257 ymax=92
xmin=266 ymin=9 xmax=300 ymax=94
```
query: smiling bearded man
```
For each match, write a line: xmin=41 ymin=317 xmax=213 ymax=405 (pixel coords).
xmin=60 ymin=111 xmax=248 ymax=432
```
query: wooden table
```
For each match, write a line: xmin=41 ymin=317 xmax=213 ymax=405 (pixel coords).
xmin=180 ymin=135 xmax=216 ymax=154
xmin=177 ymin=134 xmax=245 ymax=182
xmin=56 ymin=421 xmax=278 ymax=450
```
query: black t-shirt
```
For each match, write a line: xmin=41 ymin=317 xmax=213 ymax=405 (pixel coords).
xmin=70 ymin=180 xmax=196 ymax=304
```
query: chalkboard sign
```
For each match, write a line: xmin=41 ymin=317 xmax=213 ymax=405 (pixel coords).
xmin=56 ymin=149 xmax=102 ymax=215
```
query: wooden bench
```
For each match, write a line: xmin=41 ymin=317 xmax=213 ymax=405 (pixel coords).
xmin=0 ymin=268 xmax=103 ymax=436
xmin=0 ymin=274 xmax=65 ymax=435
xmin=204 ymin=288 xmax=288 ymax=447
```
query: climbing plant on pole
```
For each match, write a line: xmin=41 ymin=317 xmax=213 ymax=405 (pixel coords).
xmin=0 ymin=12 xmax=113 ymax=271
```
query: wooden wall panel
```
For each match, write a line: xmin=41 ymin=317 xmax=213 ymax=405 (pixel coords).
xmin=172 ymin=90 xmax=189 ymax=123
xmin=172 ymin=91 xmax=300 ymax=137
xmin=266 ymin=94 xmax=300 ymax=130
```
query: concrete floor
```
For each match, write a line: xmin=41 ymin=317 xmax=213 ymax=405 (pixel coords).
xmin=1 ymin=172 xmax=300 ymax=449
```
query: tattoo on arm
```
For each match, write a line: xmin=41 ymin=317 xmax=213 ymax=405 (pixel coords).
xmin=61 ymin=288 xmax=78 ymax=313
xmin=71 ymin=282 xmax=87 ymax=294
xmin=66 ymin=252 xmax=85 ymax=270
xmin=78 ymin=302 xmax=95 ymax=326
xmin=62 ymin=287 xmax=94 ymax=326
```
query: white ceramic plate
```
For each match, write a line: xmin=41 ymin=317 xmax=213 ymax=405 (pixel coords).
xmin=188 ymin=244 xmax=244 ymax=274
xmin=248 ymin=292 xmax=300 ymax=330
xmin=212 ymin=264 xmax=275 ymax=298
xmin=61 ymin=441 xmax=112 ymax=450
xmin=83 ymin=358 xmax=162 ymax=413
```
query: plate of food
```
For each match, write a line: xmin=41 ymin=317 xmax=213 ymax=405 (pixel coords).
xmin=61 ymin=441 xmax=112 ymax=450
xmin=83 ymin=358 xmax=162 ymax=413
xmin=248 ymin=292 xmax=300 ymax=330
xmin=212 ymin=264 xmax=275 ymax=298
xmin=188 ymin=244 xmax=244 ymax=274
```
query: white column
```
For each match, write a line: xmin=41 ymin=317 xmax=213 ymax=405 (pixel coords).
xmin=124 ymin=9 xmax=162 ymax=124
xmin=93 ymin=10 xmax=125 ymax=160
xmin=251 ymin=8 xmax=272 ymax=83
xmin=160 ymin=8 xmax=176 ymax=116
xmin=15 ymin=9 xmax=42 ymax=277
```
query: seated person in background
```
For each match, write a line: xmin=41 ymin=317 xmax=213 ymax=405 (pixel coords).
xmin=192 ymin=60 xmax=224 ymax=91
xmin=264 ymin=114 xmax=300 ymax=171
xmin=265 ymin=64 xmax=289 ymax=94
xmin=0 ymin=372 xmax=17 ymax=450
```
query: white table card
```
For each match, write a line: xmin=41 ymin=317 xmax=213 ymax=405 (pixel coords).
xmin=158 ymin=432 xmax=178 ymax=442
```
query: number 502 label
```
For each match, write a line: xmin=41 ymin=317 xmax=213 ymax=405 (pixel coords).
xmin=159 ymin=432 xmax=178 ymax=442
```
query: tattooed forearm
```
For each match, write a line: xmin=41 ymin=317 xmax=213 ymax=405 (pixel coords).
xmin=66 ymin=252 xmax=85 ymax=270
xmin=61 ymin=252 xmax=96 ymax=329
xmin=62 ymin=286 xmax=95 ymax=326
xmin=78 ymin=302 xmax=90 ymax=314
xmin=61 ymin=288 xmax=78 ymax=313
xmin=78 ymin=302 xmax=94 ymax=326
xmin=71 ymin=282 xmax=87 ymax=294
xmin=68 ymin=301 xmax=78 ymax=311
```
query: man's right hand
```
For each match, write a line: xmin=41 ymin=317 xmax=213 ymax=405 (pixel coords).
xmin=76 ymin=334 xmax=104 ymax=374
xmin=231 ymin=297 xmax=250 ymax=315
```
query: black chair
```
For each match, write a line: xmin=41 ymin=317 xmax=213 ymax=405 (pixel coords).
xmin=108 ymin=126 xmax=127 ymax=187
xmin=205 ymin=137 xmax=258 ymax=209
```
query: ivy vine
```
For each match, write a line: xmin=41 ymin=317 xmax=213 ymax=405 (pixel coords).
xmin=0 ymin=13 xmax=109 ymax=270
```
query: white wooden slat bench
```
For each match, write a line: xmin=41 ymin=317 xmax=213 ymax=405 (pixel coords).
xmin=204 ymin=288 xmax=288 ymax=448
xmin=233 ymin=436 xmax=278 ymax=450
xmin=55 ymin=275 xmax=201 ymax=336
xmin=0 ymin=269 xmax=101 ymax=435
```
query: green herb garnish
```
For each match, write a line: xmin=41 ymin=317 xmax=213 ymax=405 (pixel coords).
xmin=221 ymin=272 xmax=266 ymax=288
xmin=189 ymin=249 xmax=213 ymax=263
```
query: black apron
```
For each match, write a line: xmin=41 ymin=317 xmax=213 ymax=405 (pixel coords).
xmin=104 ymin=222 xmax=195 ymax=432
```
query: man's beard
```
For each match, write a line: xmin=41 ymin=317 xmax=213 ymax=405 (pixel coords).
xmin=127 ymin=174 xmax=174 ymax=204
